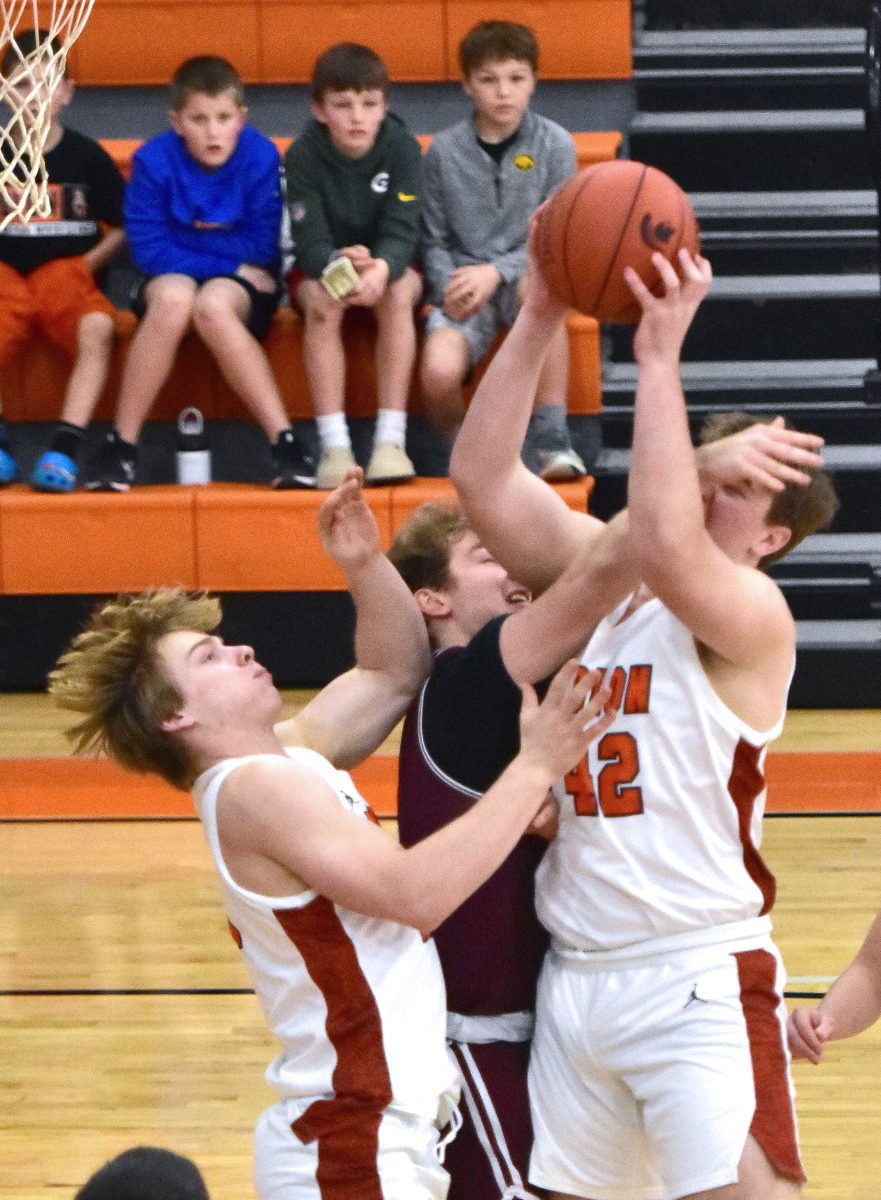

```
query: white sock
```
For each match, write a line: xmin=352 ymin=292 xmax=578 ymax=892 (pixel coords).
xmin=316 ymin=412 xmax=352 ymax=451
xmin=375 ymin=408 xmax=407 ymax=447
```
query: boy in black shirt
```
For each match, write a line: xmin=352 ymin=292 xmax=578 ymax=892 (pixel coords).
xmin=0 ymin=31 xmax=126 ymax=491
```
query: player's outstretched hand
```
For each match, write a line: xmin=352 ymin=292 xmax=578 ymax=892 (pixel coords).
xmin=698 ymin=415 xmax=825 ymax=493
xmin=518 ymin=662 xmax=614 ymax=786
xmin=318 ymin=466 xmax=379 ymax=570
xmin=625 ymin=248 xmax=712 ymax=369
xmin=787 ymin=1005 xmax=830 ymax=1064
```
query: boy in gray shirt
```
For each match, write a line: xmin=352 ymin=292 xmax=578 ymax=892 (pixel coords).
xmin=419 ymin=21 xmax=585 ymax=479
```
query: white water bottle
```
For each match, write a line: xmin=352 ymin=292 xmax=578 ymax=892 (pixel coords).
xmin=176 ymin=407 xmax=211 ymax=484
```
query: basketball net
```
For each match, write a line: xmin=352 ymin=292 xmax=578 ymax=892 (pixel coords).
xmin=0 ymin=0 xmax=95 ymax=229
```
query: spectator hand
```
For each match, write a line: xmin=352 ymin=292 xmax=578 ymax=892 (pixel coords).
xmin=317 ymin=467 xmax=380 ymax=570
xmin=697 ymin=416 xmax=825 ymax=493
xmin=443 ymin=263 xmax=500 ymax=320
xmin=347 ymin=257 xmax=390 ymax=308
xmin=338 ymin=244 xmax=372 ymax=270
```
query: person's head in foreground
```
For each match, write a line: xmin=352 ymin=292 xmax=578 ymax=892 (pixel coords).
xmin=74 ymin=1145 xmax=210 ymax=1200
xmin=49 ymin=588 xmax=279 ymax=791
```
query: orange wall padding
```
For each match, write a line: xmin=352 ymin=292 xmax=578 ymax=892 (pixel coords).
xmin=64 ymin=1 xmax=631 ymax=86
xmin=0 ymin=477 xmax=593 ymax=594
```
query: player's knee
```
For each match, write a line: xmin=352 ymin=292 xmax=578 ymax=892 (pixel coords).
xmin=144 ymin=284 xmax=194 ymax=332
xmin=191 ymin=290 xmax=242 ymax=336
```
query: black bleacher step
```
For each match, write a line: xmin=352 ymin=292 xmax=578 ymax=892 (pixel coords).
xmin=634 ymin=28 xmax=865 ymax=111
xmin=790 ymin=619 xmax=881 ymax=707
xmin=692 ymin=189 xmax=879 ymax=275
xmin=600 ymin=359 xmax=881 ymax=442
xmin=770 ymin=532 xmax=881 ymax=620
xmin=643 ymin=1 xmax=874 ymax=30
xmin=629 ymin=110 xmax=871 ymax=191
xmin=609 ymin=294 xmax=881 ymax=363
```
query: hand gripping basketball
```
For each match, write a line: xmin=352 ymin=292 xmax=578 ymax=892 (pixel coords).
xmin=534 ymin=159 xmax=701 ymax=324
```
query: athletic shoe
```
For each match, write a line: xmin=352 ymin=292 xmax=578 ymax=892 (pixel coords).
xmin=272 ymin=428 xmax=316 ymax=489
xmin=84 ymin=432 xmax=137 ymax=492
xmin=0 ymin=445 xmax=19 ymax=485
xmin=30 ymin=450 xmax=78 ymax=493
xmin=365 ymin=441 xmax=416 ymax=485
xmin=315 ymin=445 xmax=357 ymax=490
xmin=537 ymin=446 xmax=587 ymax=482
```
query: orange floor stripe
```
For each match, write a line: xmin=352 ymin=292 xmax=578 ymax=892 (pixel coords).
xmin=0 ymin=753 xmax=877 ymax=820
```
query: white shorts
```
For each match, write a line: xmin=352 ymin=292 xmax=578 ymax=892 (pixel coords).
xmin=528 ymin=932 xmax=804 ymax=1200
xmin=254 ymin=1096 xmax=451 ymax=1200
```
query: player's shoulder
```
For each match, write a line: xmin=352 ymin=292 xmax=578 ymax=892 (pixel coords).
xmin=237 ymin=122 xmax=282 ymax=162
xmin=520 ymin=109 xmax=573 ymax=147
xmin=426 ymin=117 xmax=471 ymax=154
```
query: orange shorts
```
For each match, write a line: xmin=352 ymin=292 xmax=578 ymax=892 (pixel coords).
xmin=0 ymin=256 xmax=116 ymax=363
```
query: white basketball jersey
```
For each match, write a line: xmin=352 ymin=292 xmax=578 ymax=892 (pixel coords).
xmin=194 ymin=747 xmax=458 ymax=1119
xmin=536 ymin=595 xmax=791 ymax=953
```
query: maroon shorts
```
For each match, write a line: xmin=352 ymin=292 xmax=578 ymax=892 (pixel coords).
xmin=446 ymin=1040 xmax=535 ymax=1200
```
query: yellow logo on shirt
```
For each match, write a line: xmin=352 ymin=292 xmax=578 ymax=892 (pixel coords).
xmin=513 ymin=154 xmax=535 ymax=171
xmin=397 ymin=191 xmax=417 ymax=202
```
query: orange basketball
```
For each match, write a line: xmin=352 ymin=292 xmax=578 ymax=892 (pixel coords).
xmin=535 ymin=160 xmax=701 ymax=324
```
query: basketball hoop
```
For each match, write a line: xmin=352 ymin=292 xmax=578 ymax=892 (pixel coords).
xmin=0 ymin=0 xmax=95 ymax=229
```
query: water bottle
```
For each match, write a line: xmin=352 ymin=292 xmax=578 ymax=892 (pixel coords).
xmin=176 ymin=406 xmax=211 ymax=485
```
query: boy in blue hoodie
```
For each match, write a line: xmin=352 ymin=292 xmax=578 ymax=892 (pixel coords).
xmin=86 ymin=56 xmax=314 ymax=490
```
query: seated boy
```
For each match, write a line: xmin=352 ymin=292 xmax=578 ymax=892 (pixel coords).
xmin=85 ymin=56 xmax=314 ymax=491
xmin=284 ymin=42 xmax=423 ymax=489
xmin=419 ymin=20 xmax=585 ymax=480
xmin=0 ymin=31 xmax=126 ymax=493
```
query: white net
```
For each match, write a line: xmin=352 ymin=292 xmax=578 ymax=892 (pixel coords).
xmin=0 ymin=0 xmax=96 ymax=228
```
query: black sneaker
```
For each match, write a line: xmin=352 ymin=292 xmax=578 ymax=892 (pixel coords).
xmin=272 ymin=428 xmax=315 ymax=489
xmin=84 ymin=431 xmax=138 ymax=492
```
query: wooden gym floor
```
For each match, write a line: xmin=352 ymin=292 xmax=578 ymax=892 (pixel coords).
xmin=1 ymin=694 xmax=879 ymax=1199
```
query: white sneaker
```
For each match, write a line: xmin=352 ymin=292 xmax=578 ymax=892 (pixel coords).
xmin=366 ymin=441 xmax=415 ymax=485
xmin=316 ymin=446 xmax=357 ymax=489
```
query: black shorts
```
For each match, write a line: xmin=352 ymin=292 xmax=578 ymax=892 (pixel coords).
xmin=131 ymin=272 xmax=281 ymax=341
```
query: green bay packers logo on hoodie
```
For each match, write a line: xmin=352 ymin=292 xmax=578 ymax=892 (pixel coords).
xmin=513 ymin=154 xmax=535 ymax=171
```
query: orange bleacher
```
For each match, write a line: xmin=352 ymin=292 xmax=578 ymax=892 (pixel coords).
xmin=64 ymin=1 xmax=632 ymax=86
xmin=0 ymin=130 xmax=620 ymax=426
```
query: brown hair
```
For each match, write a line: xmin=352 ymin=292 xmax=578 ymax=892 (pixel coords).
xmin=2 ymin=29 xmax=65 ymax=79
xmin=387 ymin=503 xmax=469 ymax=593
xmin=311 ymin=43 xmax=389 ymax=101
xmin=458 ymin=21 xmax=539 ymax=76
xmin=169 ymin=56 xmax=244 ymax=111
xmin=699 ymin=411 xmax=839 ymax=565
xmin=48 ymin=589 xmax=222 ymax=789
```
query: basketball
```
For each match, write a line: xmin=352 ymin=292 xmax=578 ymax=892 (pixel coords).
xmin=534 ymin=159 xmax=701 ymax=324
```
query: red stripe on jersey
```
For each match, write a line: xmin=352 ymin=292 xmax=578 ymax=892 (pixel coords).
xmin=728 ymin=739 xmax=777 ymax=914
xmin=734 ymin=948 xmax=807 ymax=1185
xmin=274 ymin=897 xmax=393 ymax=1199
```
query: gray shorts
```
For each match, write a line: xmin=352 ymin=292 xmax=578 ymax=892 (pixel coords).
xmin=424 ymin=279 xmax=520 ymax=367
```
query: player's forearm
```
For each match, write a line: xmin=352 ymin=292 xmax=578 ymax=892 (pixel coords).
xmin=815 ymin=961 xmax=881 ymax=1043
xmin=629 ymin=358 xmax=705 ymax=571
xmin=394 ymin=756 xmax=555 ymax=931
xmin=347 ymin=553 xmax=432 ymax=691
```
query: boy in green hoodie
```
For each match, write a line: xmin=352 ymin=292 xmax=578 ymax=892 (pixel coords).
xmin=284 ymin=43 xmax=423 ymax=488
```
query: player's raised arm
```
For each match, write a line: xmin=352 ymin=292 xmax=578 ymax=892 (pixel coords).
xmin=276 ymin=468 xmax=431 ymax=767
xmin=625 ymin=250 xmax=800 ymax=680
xmin=449 ymin=218 xmax=602 ymax=595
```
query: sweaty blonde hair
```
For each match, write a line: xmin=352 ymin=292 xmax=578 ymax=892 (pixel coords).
xmin=48 ymin=589 xmax=221 ymax=790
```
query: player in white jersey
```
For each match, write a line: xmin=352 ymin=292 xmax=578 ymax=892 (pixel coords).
xmin=449 ymin=230 xmax=838 ymax=1199
xmin=49 ymin=467 xmax=616 ymax=1200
